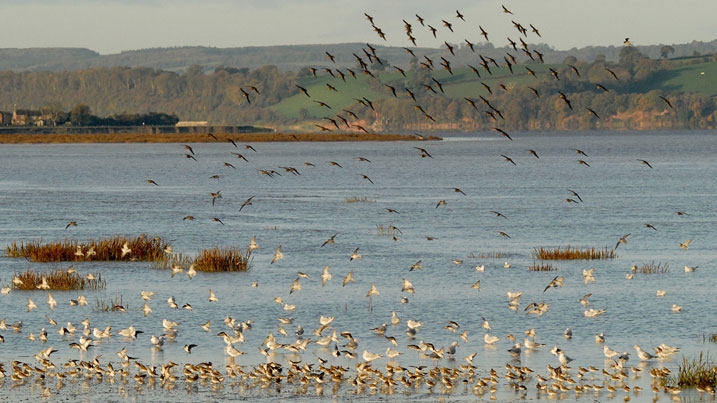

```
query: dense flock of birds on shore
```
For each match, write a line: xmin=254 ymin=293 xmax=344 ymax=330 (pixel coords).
xmin=1 ymin=3 xmax=713 ymax=402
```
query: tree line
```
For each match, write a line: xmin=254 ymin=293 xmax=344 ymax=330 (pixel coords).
xmin=1 ymin=46 xmax=715 ymax=131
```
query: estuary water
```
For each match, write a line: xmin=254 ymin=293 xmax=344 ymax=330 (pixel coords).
xmin=0 ymin=130 xmax=715 ymax=402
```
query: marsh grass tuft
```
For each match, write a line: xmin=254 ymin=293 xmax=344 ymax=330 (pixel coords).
xmin=532 ymin=246 xmax=616 ymax=260
xmin=193 ymin=246 xmax=252 ymax=272
xmin=667 ymin=353 xmax=717 ymax=390
xmin=529 ymin=261 xmax=559 ymax=271
xmin=376 ymin=224 xmax=401 ymax=236
xmin=6 ymin=235 xmax=171 ymax=262
xmin=157 ymin=247 xmax=253 ymax=272
xmin=95 ymin=294 xmax=127 ymax=312
xmin=468 ymin=251 xmax=506 ymax=259
xmin=636 ymin=261 xmax=670 ymax=274
xmin=344 ymin=196 xmax=376 ymax=203
xmin=13 ymin=268 xmax=105 ymax=291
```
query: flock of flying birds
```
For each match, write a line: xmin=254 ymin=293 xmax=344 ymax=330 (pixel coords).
xmin=0 ymin=3 xmax=710 ymax=402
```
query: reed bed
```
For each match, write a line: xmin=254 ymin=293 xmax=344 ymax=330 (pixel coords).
xmin=532 ymin=246 xmax=617 ymax=260
xmin=344 ymin=196 xmax=376 ymax=203
xmin=528 ymin=261 xmax=559 ymax=271
xmin=193 ymin=246 xmax=252 ymax=272
xmin=667 ymin=353 xmax=717 ymax=390
xmin=635 ymin=261 xmax=670 ymax=274
xmin=12 ymin=268 xmax=105 ymax=291
xmin=6 ymin=235 xmax=170 ymax=262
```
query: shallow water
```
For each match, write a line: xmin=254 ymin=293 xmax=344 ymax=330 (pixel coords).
xmin=0 ymin=130 xmax=716 ymax=402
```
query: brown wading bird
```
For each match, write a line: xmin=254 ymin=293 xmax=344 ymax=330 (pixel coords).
xmin=239 ymin=196 xmax=255 ymax=212
xmin=359 ymin=174 xmax=374 ymax=184
xmin=566 ymin=189 xmax=583 ymax=202
xmin=637 ymin=159 xmax=653 ymax=168
xmin=605 ymin=67 xmax=619 ymax=80
xmin=660 ymin=96 xmax=673 ymax=108
xmin=210 ymin=191 xmax=222 ymax=206
xmin=321 ymin=234 xmax=337 ymax=248
xmin=493 ymin=127 xmax=513 ymax=140
xmin=501 ymin=154 xmax=517 ymax=165
xmin=296 ymin=85 xmax=310 ymax=97
xmin=615 ymin=233 xmax=630 ymax=249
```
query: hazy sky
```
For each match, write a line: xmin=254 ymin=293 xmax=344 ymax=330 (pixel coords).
xmin=2 ymin=0 xmax=715 ymax=54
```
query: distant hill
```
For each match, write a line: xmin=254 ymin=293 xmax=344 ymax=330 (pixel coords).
xmin=2 ymin=40 xmax=717 ymax=73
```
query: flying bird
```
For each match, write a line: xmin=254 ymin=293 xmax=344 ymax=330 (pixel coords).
xmin=65 ymin=221 xmax=77 ymax=230
xmin=659 ymin=96 xmax=673 ymax=109
xmin=605 ymin=67 xmax=619 ymax=80
xmin=296 ymin=85 xmax=310 ymax=97
xmin=566 ymin=189 xmax=583 ymax=202
xmin=414 ymin=147 xmax=433 ymax=158
xmin=359 ymin=174 xmax=374 ymax=184
xmin=321 ymin=234 xmax=337 ymax=248
xmin=493 ymin=127 xmax=513 ymax=140
xmin=239 ymin=196 xmax=255 ymax=212
xmin=501 ymin=154 xmax=517 ymax=165
xmin=210 ymin=191 xmax=222 ymax=206
xmin=615 ymin=233 xmax=631 ymax=249
xmin=321 ymin=266 xmax=332 ymax=286
xmin=343 ymin=271 xmax=355 ymax=287
xmin=271 ymin=245 xmax=284 ymax=264
xmin=543 ymin=276 xmax=565 ymax=292
xmin=679 ymin=239 xmax=692 ymax=250
xmin=637 ymin=159 xmax=653 ymax=168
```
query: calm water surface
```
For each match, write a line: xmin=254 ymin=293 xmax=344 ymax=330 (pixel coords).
xmin=0 ymin=130 xmax=715 ymax=402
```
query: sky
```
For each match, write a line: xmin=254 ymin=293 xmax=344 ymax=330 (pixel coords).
xmin=1 ymin=0 xmax=716 ymax=55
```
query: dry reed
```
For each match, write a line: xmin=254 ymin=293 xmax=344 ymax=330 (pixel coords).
xmin=95 ymin=294 xmax=127 ymax=312
xmin=636 ymin=261 xmax=670 ymax=274
xmin=468 ymin=251 xmax=506 ymax=259
xmin=6 ymin=235 xmax=170 ymax=262
xmin=13 ymin=268 xmax=105 ymax=291
xmin=156 ymin=247 xmax=253 ymax=272
xmin=528 ymin=261 xmax=559 ymax=271
xmin=532 ymin=246 xmax=616 ymax=260
xmin=376 ymin=224 xmax=401 ymax=236
xmin=193 ymin=246 xmax=252 ymax=272
xmin=344 ymin=196 xmax=376 ymax=203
